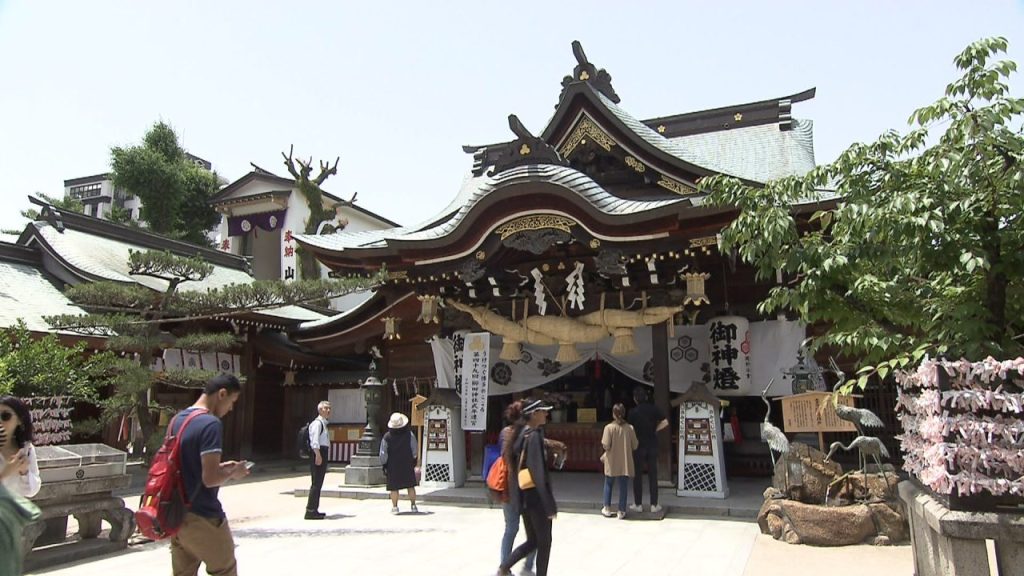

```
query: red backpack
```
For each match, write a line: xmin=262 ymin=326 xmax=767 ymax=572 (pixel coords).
xmin=135 ymin=409 xmax=208 ymax=541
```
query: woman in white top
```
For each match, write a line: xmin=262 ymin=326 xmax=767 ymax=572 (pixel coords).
xmin=0 ymin=396 xmax=41 ymax=498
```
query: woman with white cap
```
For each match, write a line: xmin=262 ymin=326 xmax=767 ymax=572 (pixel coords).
xmin=379 ymin=412 xmax=418 ymax=514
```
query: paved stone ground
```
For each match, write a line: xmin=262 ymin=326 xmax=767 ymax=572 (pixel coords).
xmin=28 ymin=472 xmax=913 ymax=576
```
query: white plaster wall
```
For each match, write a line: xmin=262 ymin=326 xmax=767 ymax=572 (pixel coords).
xmin=282 ymin=189 xmax=312 ymax=281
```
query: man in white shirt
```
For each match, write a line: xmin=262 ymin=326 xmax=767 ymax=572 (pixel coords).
xmin=305 ymin=401 xmax=331 ymax=520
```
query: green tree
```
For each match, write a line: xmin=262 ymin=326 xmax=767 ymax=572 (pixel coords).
xmin=0 ymin=321 xmax=112 ymax=402
xmin=111 ymin=122 xmax=221 ymax=245
xmin=702 ymin=37 xmax=1023 ymax=387
xmin=46 ymin=250 xmax=377 ymax=456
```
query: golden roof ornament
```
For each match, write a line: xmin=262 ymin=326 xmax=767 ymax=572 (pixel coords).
xmin=558 ymin=40 xmax=620 ymax=107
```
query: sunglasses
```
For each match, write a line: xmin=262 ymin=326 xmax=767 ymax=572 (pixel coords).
xmin=0 ymin=411 xmax=13 ymax=422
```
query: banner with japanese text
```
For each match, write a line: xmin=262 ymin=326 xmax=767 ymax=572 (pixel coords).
xmin=460 ymin=332 xmax=490 ymax=431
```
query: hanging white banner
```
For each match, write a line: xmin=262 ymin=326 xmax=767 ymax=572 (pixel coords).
xmin=432 ymin=321 xmax=805 ymax=398
xmin=460 ymin=332 xmax=490 ymax=431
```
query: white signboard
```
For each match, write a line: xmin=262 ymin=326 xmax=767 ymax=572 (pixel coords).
xmin=460 ymin=332 xmax=490 ymax=431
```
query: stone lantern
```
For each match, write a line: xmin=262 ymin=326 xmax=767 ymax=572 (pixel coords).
xmin=344 ymin=371 xmax=386 ymax=486
xmin=784 ymin=349 xmax=821 ymax=395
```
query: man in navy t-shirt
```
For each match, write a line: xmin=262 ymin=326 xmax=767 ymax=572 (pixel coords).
xmin=169 ymin=373 xmax=250 ymax=576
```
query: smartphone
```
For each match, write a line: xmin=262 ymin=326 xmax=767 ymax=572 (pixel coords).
xmin=244 ymin=461 xmax=255 ymax=470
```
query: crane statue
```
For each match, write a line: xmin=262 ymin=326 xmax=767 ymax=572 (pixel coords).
xmin=824 ymin=436 xmax=889 ymax=475
xmin=829 ymin=357 xmax=885 ymax=436
xmin=824 ymin=436 xmax=894 ymax=501
xmin=760 ymin=378 xmax=789 ymax=468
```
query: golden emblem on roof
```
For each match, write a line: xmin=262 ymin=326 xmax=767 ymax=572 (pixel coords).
xmin=494 ymin=215 xmax=577 ymax=241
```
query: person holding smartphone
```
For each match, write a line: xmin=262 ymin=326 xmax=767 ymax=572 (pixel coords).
xmin=0 ymin=396 xmax=41 ymax=498
xmin=168 ymin=374 xmax=250 ymax=576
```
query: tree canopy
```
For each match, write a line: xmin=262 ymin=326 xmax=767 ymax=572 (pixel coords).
xmin=0 ymin=322 xmax=113 ymax=402
xmin=110 ymin=122 xmax=221 ymax=245
xmin=702 ymin=37 xmax=1023 ymax=387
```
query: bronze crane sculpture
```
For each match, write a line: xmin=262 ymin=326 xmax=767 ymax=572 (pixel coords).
xmin=824 ymin=436 xmax=894 ymax=501
xmin=760 ymin=378 xmax=789 ymax=468
xmin=829 ymin=357 xmax=885 ymax=436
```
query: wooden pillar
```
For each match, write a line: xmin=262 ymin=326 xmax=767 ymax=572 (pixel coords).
xmin=237 ymin=334 xmax=256 ymax=459
xmin=652 ymin=320 xmax=672 ymax=483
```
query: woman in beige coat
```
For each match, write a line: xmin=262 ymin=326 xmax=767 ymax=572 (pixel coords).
xmin=601 ymin=403 xmax=639 ymax=519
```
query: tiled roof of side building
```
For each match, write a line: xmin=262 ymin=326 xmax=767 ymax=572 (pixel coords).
xmin=0 ymin=256 xmax=89 ymax=333
xmin=29 ymin=223 xmax=254 ymax=292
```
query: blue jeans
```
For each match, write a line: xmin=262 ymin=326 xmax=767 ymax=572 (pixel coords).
xmin=603 ymin=475 xmax=629 ymax=510
xmin=501 ymin=501 xmax=535 ymax=571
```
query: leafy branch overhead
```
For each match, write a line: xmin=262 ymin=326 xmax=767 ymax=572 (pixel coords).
xmin=701 ymin=37 xmax=1023 ymax=386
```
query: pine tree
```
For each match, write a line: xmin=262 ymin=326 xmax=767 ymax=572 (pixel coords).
xmin=46 ymin=249 xmax=377 ymax=457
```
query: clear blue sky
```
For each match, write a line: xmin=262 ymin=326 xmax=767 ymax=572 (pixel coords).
xmin=1 ymin=1 xmax=1021 ymax=232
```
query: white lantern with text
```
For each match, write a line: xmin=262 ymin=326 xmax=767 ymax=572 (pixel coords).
xmin=706 ymin=315 xmax=751 ymax=396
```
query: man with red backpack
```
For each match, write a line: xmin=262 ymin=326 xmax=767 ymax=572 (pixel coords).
xmin=169 ymin=373 xmax=250 ymax=576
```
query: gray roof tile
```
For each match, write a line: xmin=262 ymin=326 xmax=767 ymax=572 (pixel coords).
xmin=0 ymin=260 xmax=88 ymax=332
xmin=34 ymin=223 xmax=254 ymax=292
xmin=295 ymin=165 xmax=686 ymax=252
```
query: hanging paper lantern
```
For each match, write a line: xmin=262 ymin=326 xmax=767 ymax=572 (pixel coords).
xmin=417 ymin=295 xmax=441 ymax=324
xmin=706 ymin=315 xmax=750 ymax=396
xmin=382 ymin=316 xmax=402 ymax=340
xmin=683 ymin=272 xmax=711 ymax=306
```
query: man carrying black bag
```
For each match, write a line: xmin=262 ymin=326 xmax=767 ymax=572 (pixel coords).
xmin=305 ymin=401 xmax=331 ymax=520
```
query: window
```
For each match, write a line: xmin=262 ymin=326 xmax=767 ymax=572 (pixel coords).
xmin=68 ymin=182 xmax=102 ymax=200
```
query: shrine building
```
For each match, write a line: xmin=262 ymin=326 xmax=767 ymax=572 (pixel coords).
xmin=285 ymin=41 xmax=852 ymax=478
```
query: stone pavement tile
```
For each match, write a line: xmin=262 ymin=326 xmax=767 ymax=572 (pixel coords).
xmin=741 ymin=534 xmax=913 ymax=576
xmin=28 ymin=473 xmax=913 ymax=576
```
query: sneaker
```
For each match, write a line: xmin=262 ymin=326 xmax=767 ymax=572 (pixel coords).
xmin=628 ymin=504 xmax=643 ymax=513
xmin=304 ymin=511 xmax=325 ymax=520
xmin=391 ymin=506 xmax=399 ymax=515
xmin=650 ymin=504 xmax=663 ymax=513
xmin=617 ymin=511 xmax=626 ymax=520
xmin=601 ymin=506 xmax=614 ymax=518
xmin=410 ymin=504 xmax=419 ymax=513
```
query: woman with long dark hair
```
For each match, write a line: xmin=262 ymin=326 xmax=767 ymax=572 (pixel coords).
xmin=497 ymin=400 xmax=537 ymax=575
xmin=497 ymin=398 xmax=557 ymax=576
xmin=0 ymin=396 xmax=40 ymax=498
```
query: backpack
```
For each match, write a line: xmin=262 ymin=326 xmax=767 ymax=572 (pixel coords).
xmin=297 ymin=419 xmax=321 ymax=459
xmin=486 ymin=454 xmax=509 ymax=502
xmin=135 ymin=409 xmax=208 ymax=541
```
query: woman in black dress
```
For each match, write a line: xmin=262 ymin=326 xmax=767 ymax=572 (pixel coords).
xmin=379 ymin=412 xmax=418 ymax=514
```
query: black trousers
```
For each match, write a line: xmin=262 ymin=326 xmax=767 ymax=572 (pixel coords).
xmin=306 ymin=446 xmax=328 ymax=512
xmin=502 ymin=492 xmax=552 ymax=576
xmin=633 ymin=445 xmax=659 ymax=506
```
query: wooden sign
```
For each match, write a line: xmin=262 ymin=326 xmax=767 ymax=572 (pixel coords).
xmin=576 ymin=408 xmax=596 ymax=423
xmin=779 ymin=392 xmax=857 ymax=433
xmin=410 ymin=394 xmax=428 ymax=426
